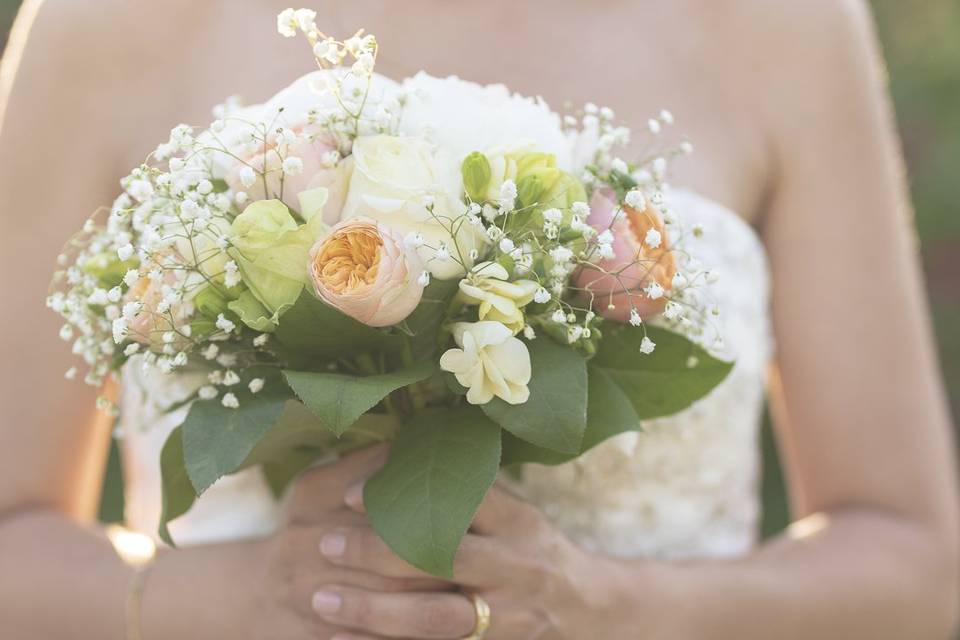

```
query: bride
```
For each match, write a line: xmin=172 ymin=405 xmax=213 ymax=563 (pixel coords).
xmin=0 ymin=0 xmax=957 ymax=638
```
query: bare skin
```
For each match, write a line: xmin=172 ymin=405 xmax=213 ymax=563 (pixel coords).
xmin=0 ymin=0 xmax=957 ymax=638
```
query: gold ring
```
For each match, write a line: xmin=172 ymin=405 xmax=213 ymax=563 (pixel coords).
xmin=463 ymin=593 xmax=491 ymax=639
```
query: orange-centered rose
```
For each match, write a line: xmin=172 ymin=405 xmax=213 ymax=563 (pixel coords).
xmin=574 ymin=187 xmax=676 ymax=322
xmin=309 ymin=218 xmax=426 ymax=327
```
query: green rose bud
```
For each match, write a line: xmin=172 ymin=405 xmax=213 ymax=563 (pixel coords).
xmin=194 ymin=285 xmax=230 ymax=319
xmin=461 ymin=151 xmax=492 ymax=202
xmin=515 ymin=152 xmax=556 ymax=177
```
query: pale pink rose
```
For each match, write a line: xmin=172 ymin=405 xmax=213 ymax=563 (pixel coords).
xmin=574 ymin=188 xmax=676 ymax=322
xmin=308 ymin=218 xmax=426 ymax=327
xmin=123 ymin=270 xmax=182 ymax=345
xmin=225 ymin=124 xmax=350 ymax=224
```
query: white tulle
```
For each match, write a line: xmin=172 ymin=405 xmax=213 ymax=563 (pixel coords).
xmin=117 ymin=188 xmax=772 ymax=558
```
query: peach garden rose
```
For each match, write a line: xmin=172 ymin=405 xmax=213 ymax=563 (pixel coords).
xmin=308 ymin=218 xmax=426 ymax=327
xmin=574 ymin=187 xmax=677 ymax=322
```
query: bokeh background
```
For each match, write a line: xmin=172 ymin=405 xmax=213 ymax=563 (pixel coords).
xmin=0 ymin=1 xmax=956 ymax=540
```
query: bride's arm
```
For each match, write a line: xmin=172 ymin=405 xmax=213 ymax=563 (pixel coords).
xmin=700 ymin=0 xmax=960 ymax=635
xmin=0 ymin=2 xmax=133 ymax=635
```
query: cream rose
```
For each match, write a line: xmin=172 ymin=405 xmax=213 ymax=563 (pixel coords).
xmin=339 ymin=135 xmax=485 ymax=280
xmin=308 ymin=217 xmax=425 ymax=327
xmin=439 ymin=321 xmax=531 ymax=405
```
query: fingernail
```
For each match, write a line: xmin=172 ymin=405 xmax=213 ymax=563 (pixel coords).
xmin=344 ymin=483 xmax=364 ymax=510
xmin=319 ymin=532 xmax=346 ymax=558
xmin=312 ymin=590 xmax=342 ymax=614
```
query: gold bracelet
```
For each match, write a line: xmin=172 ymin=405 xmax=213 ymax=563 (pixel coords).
xmin=107 ymin=526 xmax=158 ymax=640
xmin=125 ymin=565 xmax=152 ymax=640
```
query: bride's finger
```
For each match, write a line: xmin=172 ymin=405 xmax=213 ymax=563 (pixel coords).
xmin=320 ymin=526 xmax=506 ymax=587
xmin=287 ymin=446 xmax=388 ymax=519
xmin=312 ymin=586 xmax=476 ymax=639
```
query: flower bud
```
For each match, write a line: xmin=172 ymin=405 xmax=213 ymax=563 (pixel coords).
xmin=194 ymin=286 xmax=230 ymax=319
xmin=461 ymin=151 xmax=493 ymax=202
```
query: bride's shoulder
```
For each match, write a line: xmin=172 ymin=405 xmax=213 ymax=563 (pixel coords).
xmin=20 ymin=0 xmax=219 ymax=73
xmin=690 ymin=0 xmax=885 ymax=118
xmin=705 ymin=0 xmax=878 ymax=63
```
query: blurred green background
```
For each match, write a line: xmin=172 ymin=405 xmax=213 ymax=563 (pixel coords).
xmin=0 ymin=1 xmax=956 ymax=538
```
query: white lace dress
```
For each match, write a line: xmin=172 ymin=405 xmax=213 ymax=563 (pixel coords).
xmin=118 ymin=189 xmax=772 ymax=559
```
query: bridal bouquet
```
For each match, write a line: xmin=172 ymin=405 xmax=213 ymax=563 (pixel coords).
xmin=49 ymin=9 xmax=731 ymax=577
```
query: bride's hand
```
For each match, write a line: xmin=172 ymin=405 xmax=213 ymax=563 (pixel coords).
xmin=309 ymin=481 xmax=668 ymax=639
xmin=237 ymin=447 xmax=449 ymax=640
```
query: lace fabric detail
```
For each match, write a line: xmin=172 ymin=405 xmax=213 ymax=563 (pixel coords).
xmin=117 ymin=189 xmax=772 ymax=558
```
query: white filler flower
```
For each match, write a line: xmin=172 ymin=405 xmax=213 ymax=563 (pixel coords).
xmin=440 ymin=321 xmax=531 ymax=405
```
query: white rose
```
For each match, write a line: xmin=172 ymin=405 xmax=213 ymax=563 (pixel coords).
xmin=397 ymin=73 xmax=575 ymax=171
xmin=439 ymin=321 xmax=532 ymax=405
xmin=340 ymin=135 xmax=484 ymax=280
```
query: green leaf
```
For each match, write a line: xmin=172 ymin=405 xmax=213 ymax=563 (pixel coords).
xmin=158 ymin=427 xmax=195 ymax=546
xmin=283 ymin=361 xmax=436 ymax=436
xmin=499 ymin=366 xmax=639 ymax=466
xmin=500 ymin=326 xmax=733 ymax=466
xmin=364 ymin=406 xmax=502 ymax=578
xmin=403 ymin=278 xmax=459 ymax=359
xmin=262 ymin=449 xmax=324 ymax=500
xmin=592 ymin=323 xmax=734 ymax=420
xmin=182 ymin=377 xmax=292 ymax=495
xmin=481 ymin=338 xmax=587 ymax=454
xmin=237 ymin=402 xmax=400 ymax=501
xmin=273 ymin=290 xmax=399 ymax=365
xmin=160 ymin=399 xmax=400 ymax=543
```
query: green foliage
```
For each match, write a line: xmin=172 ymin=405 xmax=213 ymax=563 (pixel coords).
xmin=403 ymin=278 xmax=460 ymax=359
xmin=364 ymin=406 xmax=502 ymax=577
xmin=592 ymin=324 xmax=734 ymax=419
xmin=284 ymin=361 xmax=436 ymax=436
xmin=159 ymin=399 xmax=400 ymax=544
xmin=181 ymin=376 xmax=292 ymax=495
xmin=273 ymin=290 xmax=400 ymax=365
xmin=502 ymin=325 xmax=733 ymax=466
xmin=158 ymin=427 xmax=193 ymax=545
xmin=481 ymin=337 xmax=588 ymax=454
